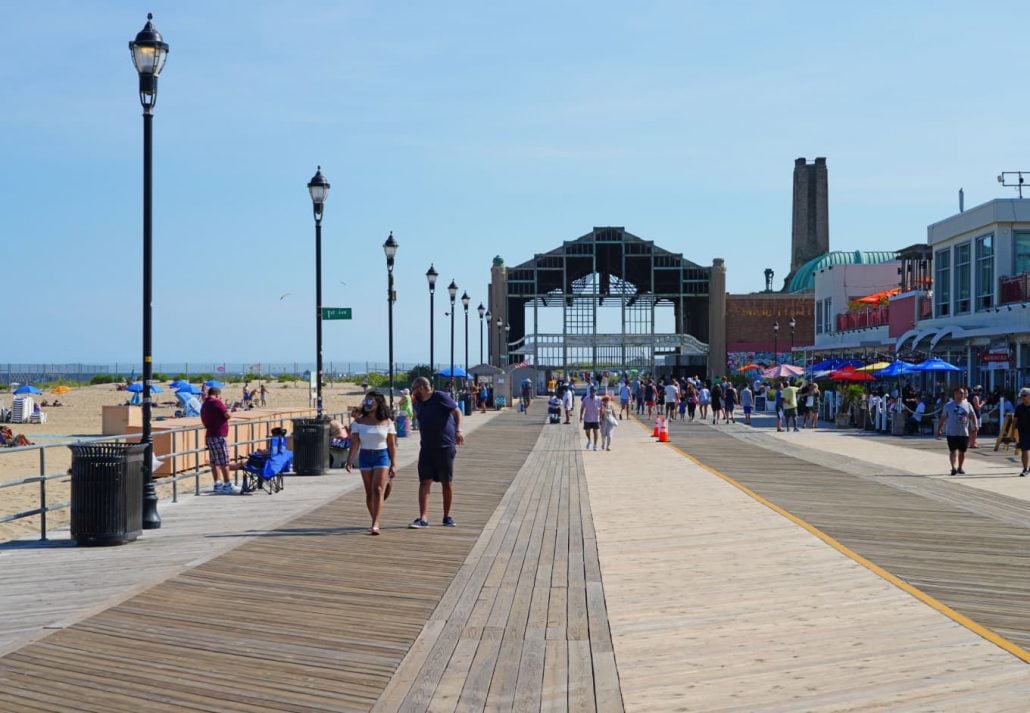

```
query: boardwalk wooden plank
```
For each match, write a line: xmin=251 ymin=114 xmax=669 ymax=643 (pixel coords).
xmin=541 ymin=639 xmax=569 ymax=713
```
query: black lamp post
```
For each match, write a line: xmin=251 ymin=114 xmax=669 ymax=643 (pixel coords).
xmin=461 ymin=291 xmax=470 ymax=380
xmin=130 ymin=14 xmax=169 ymax=531
xmin=505 ymin=324 xmax=511 ymax=365
xmin=496 ymin=317 xmax=503 ymax=367
xmin=448 ymin=280 xmax=458 ymax=394
xmin=426 ymin=265 xmax=438 ymax=375
xmin=307 ymin=167 xmax=330 ymax=417
xmin=477 ymin=304 xmax=486 ymax=365
xmin=384 ymin=233 xmax=398 ymax=410
xmin=772 ymin=321 xmax=780 ymax=365
xmin=789 ymin=316 xmax=796 ymax=366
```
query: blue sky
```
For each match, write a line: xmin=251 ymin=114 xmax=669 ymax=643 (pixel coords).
xmin=4 ymin=2 xmax=1028 ymax=367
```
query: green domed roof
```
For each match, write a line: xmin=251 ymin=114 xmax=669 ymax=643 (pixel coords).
xmin=787 ymin=250 xmax=898 ymax=293
xmin=492 ymin=255 xmax=504 ymax=267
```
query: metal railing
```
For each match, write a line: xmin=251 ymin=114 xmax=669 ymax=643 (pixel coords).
xmin=0 ymin=411 xmax=342 ymax=541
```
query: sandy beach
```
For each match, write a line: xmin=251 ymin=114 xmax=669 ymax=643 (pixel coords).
xmin=0 ymin=380 xmax=368 ymax=543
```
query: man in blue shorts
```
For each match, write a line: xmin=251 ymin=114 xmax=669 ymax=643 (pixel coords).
xmin=409 ymin=376 xmax=464 ymax=528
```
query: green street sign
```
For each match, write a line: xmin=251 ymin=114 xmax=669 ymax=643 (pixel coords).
xmin=321 ymin=307 xmax=352 ymax=320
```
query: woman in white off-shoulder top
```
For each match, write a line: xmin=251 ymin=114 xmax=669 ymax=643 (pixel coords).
xmin=346 ymin=391 xmax=397 ymax=535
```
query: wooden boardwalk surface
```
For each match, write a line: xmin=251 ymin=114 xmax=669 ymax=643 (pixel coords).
xmin=664 ymin=418 xmax=1030 ymax=652
xmin=0 ymin=412 xmax=623 ymax=712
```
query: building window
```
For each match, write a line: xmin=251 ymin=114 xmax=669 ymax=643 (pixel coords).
xmin=935 ymin=248 xmax=950 ymax=317
xmin=955 ymin=243 xmax=971 ymax=314
xmin=1016 ymin=232 xmax=1030 ymax=275
xmin=975 ymin=233 xmax=993 ymax=311
xmin=816 ymin=300 xmax=823 ymax=335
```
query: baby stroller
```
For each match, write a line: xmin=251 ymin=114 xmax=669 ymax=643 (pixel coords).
xmin=547 ymin=396 xmax=562 ymax=424
xmin=241 ymin=431 xmax=292 ymax=494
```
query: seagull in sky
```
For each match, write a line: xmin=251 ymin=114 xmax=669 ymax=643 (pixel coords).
xmin=279 ymin=292 xmax=292 ymax=300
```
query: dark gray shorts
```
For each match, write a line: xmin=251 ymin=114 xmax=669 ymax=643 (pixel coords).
xmin=418 ymin=447 xmax=456 ymax=483
xmin=946 ymin=435 xmax=969 ymax=453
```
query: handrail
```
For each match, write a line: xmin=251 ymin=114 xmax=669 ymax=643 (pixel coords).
xmin=0 ymin=410 xmax=343 ymax=541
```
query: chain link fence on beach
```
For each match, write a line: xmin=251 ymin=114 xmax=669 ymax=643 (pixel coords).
xmin=0 ymin=362 xmax=424 ymax=386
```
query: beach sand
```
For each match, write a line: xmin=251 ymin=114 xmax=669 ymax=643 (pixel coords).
xmin=0 ymin=381 xmax=369 ymax=543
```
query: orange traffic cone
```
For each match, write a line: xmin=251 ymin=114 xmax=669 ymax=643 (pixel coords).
xmin=659 ymin=417 xmax=669 ymax=443
xmin=652 ymin=416 xmax=661 ymax=438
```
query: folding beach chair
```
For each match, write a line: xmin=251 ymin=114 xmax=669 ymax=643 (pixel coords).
xmin=240 ymin=435 xmax=292 ymax=494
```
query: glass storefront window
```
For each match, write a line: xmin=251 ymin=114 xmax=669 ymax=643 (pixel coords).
xmin=935 ymin=248 xmax=951 ymax=317
xmin=976 ymin=233 xmax=993 ymax=311
xmin=1016 ymin=232 xmax=1030 ymax=275
xmin=955 ymin=243 xmax=971 ymax=314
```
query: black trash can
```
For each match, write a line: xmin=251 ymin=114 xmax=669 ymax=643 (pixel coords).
xmin=461 ymin=393 xmax=472 ymax=417
xmin=292 ymin=417 xmax=330 ymax=475
xmin=69 ymin=442 xmax=147 ymax=546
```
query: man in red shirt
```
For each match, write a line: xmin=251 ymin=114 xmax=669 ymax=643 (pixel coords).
xmin=200 ymin=387 xmax=239 ymax=494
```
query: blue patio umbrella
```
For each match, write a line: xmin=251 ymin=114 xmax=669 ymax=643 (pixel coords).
xmin=436 ymin=367 xmax=470 ymax=379
xmin=810 ymin=358 xmax=864 ymax=372
xmin=203 ymin=380 xmax=224 ymax=388
xmin=911 ymin=357 xmax=962 ymax=372
xmin=13 ymin=385 xmax=42 ymax=395
xmin=168 ymin=379 xmax=189 ymax=389
xmin=126 ymin=382 xmax=164 ymax=393
xmin=176 ymin=384 xmax=202 ymax=395
xmin=873 ymin=360 xmax=918 ymax=378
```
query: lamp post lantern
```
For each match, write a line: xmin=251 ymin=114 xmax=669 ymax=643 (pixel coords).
xmin=461 ymin=291 xmax=470 ymax=380
xmin=426 ymin=265 xmax=438 ymax=375
xmin=477 ymin=303 xmax=486 ymax=365
xmin=772 ymin=320 xmax=780 ymax=365
xmin=384 ymin=233 xmax=399 ymax=410
xmin=307 ymin=166 xmax=330 ymax=418
xmin=130 ymin=13 xmax=169 ymax=530
xmin=788 ymin=316 xmax=796 ymax=366
xmin=448 ymin=280 xmax=458 ymax=394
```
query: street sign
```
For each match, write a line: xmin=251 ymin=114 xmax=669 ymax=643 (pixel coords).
xmin=321 ymin=307 xmax=352 ymax=320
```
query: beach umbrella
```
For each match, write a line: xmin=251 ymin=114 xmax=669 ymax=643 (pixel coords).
xmin=13 ymin=385 xmax=43 ymax=395
xmin=856 ymin=361 xmax=891 ymax=373
xmin=176 ymin=384 xmax=203 ymax=395
xmin=762 ymin=364 xmax=804 ymax=379
xmin=829 ymin=366 xmax=876 ymax=382
xmin=873 ymin=360 xmax=917 ymax=378
xmin=168 ymin=379 xmax=189 ymax=389
xmin=203 ymin=380 xmax=224 ymax=388
xmin=52 ymin=385 xmax=71 ymax=395
xmin=737 ymin=363 xmax=763 ymax=372
xmin=436 ymin=367 xmax=470 ymax=378
xmin=911 ymin=357 xmax=962 ymax=373
xmin=809 ymin=358 xmax=864 ymax=372
xmin=126 ymin=382 xmax=164 ymax=393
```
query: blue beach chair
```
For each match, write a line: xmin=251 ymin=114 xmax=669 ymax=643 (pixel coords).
xmin=240 ymin=434 xmax=292 ymax=494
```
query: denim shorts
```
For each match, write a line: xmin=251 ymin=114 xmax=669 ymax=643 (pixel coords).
xmin=358 ymin=448 xmax=391 ymax=470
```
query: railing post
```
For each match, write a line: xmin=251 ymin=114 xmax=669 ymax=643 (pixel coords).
xmin=39 ymin=448 xmax=47 ymax=541
xmin=171 ymin=431 xmax=178 ymax=503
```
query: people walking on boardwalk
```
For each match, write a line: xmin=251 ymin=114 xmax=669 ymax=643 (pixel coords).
xmin=619 ymin=380 xmax=632 ymax=420
xmin=409 ymin=376 xmax=463 ymax=528
xmin=806 ymin=383 xmax=821 ymax=428
xmin=580 ymin=386 xmax=602 ymax=451
xmin=599 ymin=394 xmax=617 ymax=451
xmin=1014 ymin=388 xmax=1030 ymax=476
xmin=936 ymin=386 xmax=975 ymax=475
xmin=968 ymin=385 xmax=983 ymax=448
xmin=723 ymin=381 xmax=737 ymax=423
xmin=797 ymin=383 xmax=810 ymax=428
xmin=644 ymin=379 xmax=657 ymax=418
xmin=740 ymin=383 xmax=753 ymax=425
xmin=782 ymin=380 xmax=799 ymax=432
xmin=664 ymin=379 xmax=680 ymax=420
xmin=200 ymin=386 xmax=239 ymax=494
xmin=346 ymin=391 xmax=397 ymax=536
xmin=699 ymin=382 xmax=711 ymax=420
xmin=685 ymin=383 xmax=698 ymax=421
xmin=678 ymin=381 xmax=688 ymax=420
xmin=775 ymin=382 xmax=785 ymax=432
xmin=710 ymin=381 xmax=723 ymax=424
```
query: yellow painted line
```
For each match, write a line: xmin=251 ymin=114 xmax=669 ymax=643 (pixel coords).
xmin=632 ymin=415 xmax=1030 ymax=665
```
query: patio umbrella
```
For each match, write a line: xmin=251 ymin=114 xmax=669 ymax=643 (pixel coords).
xmin=126 ymin=382 xmax=164 ymax=393
xmin=436 ymin=367 xmax=470 ymax=379
xmin=856 ymin=361 xmax=891 ymax=373
xmin=176 ymin=384 xmax=203 ymax=395
xmin=203 ymin=380 xmax=224 ymax=388
xmin=52 ymin=385 xmax=71 ymax=395
xmin=911 ymin=357 xmax=962 ymax=373
xmin=829 ymin=366 xmax=876 ymax=382
xmin=762 ymin=364 xmax=804 ymax=379
xmin=737 ymin=363 xmax=763 ymax=371
xmin=873 ymin=360 xmax=917 ymax=378
xmin=168 ymin=379 xmax=189 ymax=389
xmin=13 ymin=385 xmax=43 ymax=395
xmin=810 ymin=358 xmax=864 ymax=372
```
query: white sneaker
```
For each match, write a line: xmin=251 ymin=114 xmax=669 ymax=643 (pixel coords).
xmin=212 ymin=482 xmax=225 ymax=493
xmin=222 ymin=482 xmax=241 ymax=495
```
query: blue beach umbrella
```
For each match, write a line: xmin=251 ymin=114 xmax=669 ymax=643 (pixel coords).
xmin=436 ymin=367 xmax=470 ymax=379
xmin=168 ymin=379 xmax=189 ymax=389
xmin=13 ymin=385 xmax=42 ymax=395
xmin=911 ymin=357 xmax=962 ymax=373
xmin=203 ymin=379 xmax=224 ymax=389
xmin=126 ymin=382 xmax=164 ymax=393
xmin=176 ymin=384 xmax=202 ymax=395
